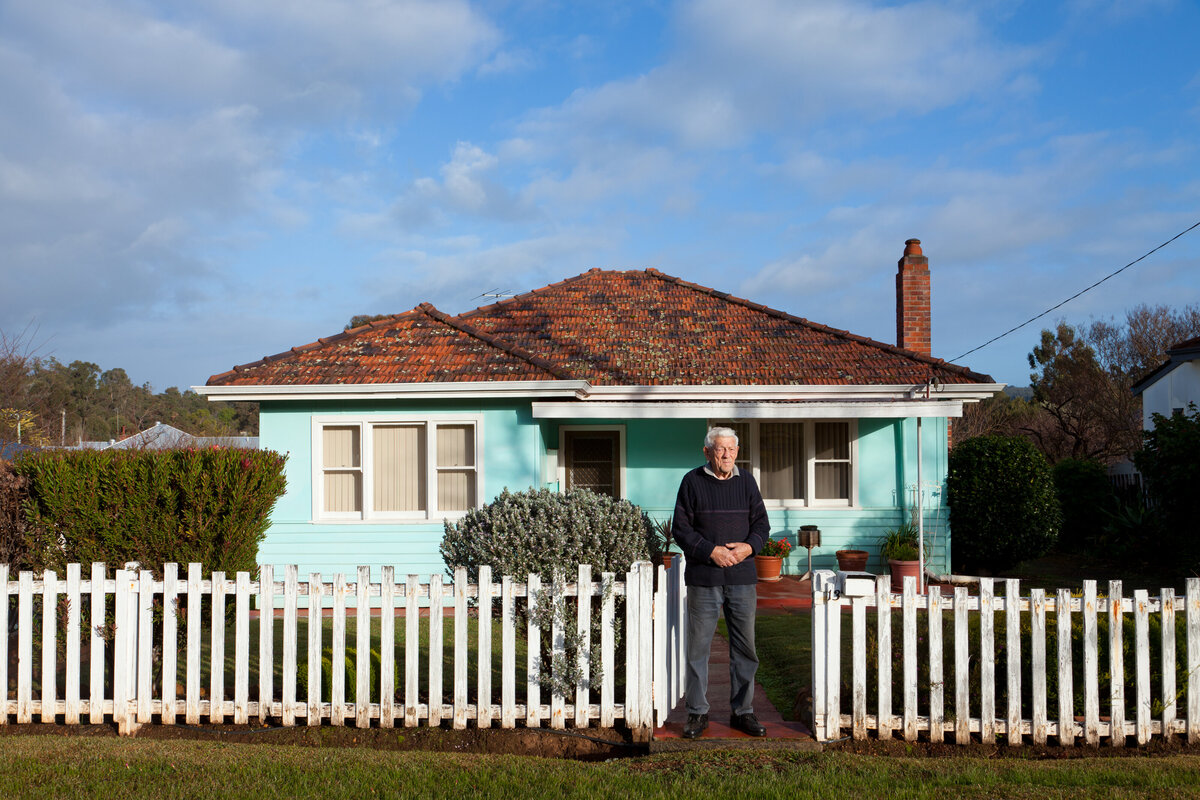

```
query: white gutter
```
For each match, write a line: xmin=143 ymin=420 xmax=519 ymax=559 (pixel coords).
xmin=193 ymin=380 xmax=590 ymax=402
xmin=531 ymin=399 xmax=967 ymax=419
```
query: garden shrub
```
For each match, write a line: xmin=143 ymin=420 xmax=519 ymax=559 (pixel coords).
xmin=1134 ymin=403 xmax=1200 ymax=573
xmin=0 ymin=457 xmax=30 ymax=569
xmin=947 ymin=435 xmax=1061 ymax=573
xmin=440 ymin=487 xmax=652 ymax=583
xmin=1051 ymin=458 xmax=1116 ymax=553
xmin=15 ymin=447 xmax=287 ymax=577
xmin=441 ymin=487 xmax=653 ymax=696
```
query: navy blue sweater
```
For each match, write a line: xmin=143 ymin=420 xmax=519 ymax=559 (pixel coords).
xmin=671 ymin=465 xmax=770 ymax=586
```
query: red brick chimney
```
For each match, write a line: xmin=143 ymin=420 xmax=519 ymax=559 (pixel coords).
xmin=896 ymin=238 xmax=930 ymax=356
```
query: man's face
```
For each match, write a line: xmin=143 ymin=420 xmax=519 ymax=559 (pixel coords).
xmin=705 ymin=436 xmax=738 ymax=478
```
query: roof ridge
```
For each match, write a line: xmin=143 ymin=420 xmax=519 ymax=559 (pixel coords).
xmin=417 ymin=302 xmax=574 ymax=380
xmin=642 ymin=269 xmax=992 ymax=383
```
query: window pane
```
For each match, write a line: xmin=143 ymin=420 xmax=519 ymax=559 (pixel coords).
xmin=323 ymin=426 xmax=360 ymax=468
xmin=437 ymin=424 xmax=474 ymax=467
xmin=324 ymin=472 xmax=362 ymax=513
xmin=815 ymin=463 xmax=850 ymax=500
xmin=814 ymin=422 xmax=849 ymax=460
xmin=759 ymin=422 xmax=803 ymax=500
xmin=373 ymin=425 xmax=426 ymax=512
xmin=438 ymin=470 xmax=476 ymax=511
xmin=565 ymin=431 xmax=618 ymax=498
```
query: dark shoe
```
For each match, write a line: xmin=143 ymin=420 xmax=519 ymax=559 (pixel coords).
xmin=682 ymin=713 xmax=709 ymax=739
xmin=730 ymin=712 xmax=766 ymax=737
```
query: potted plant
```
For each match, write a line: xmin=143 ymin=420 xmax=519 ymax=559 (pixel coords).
xmin=879 ymin=522 xmax=921 ymax=591
xmin=648 ymin=515 xmax=677 ymax=568
xmin=755 ymin=536 xmax=792 ymax=582
xmin=835 ymin=549 xmax=869 ymax=572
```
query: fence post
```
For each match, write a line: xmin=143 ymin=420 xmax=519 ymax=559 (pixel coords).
xmin=636 ymin=561 xmax=654 ymax=742
xmin=810 ymin=571 xmax=830 ymax=741
xmin=1187 ymin=577 xmax=1200 ymax=745
xmin=0 ymin=565 xmax=8 ymax=725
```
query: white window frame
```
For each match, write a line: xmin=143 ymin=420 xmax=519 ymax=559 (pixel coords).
xmin=557 ymin=424 xmax=627 ymax=500
xmin=312 ymin=413 xmax=483 ymax=522
xmin=710 ymin=419 xmax=858 ymax=508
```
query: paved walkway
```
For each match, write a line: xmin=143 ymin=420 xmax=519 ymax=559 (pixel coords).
xmin=652 ymin=576 xmax=816 ymax=749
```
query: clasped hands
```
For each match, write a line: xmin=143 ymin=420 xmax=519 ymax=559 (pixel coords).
xmin=710 ymin=541 xmax=752 ymax=568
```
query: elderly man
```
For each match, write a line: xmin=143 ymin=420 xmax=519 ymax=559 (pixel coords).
xmin=671 ymin=426 xmax=769 ymax=739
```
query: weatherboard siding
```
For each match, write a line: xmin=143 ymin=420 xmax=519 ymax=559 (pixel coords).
xmin=255 ymin=404 xmax=952 ymax=586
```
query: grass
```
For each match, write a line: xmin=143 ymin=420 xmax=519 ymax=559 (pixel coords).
xmin=0 ymin=736 xmax=1198 ymax=799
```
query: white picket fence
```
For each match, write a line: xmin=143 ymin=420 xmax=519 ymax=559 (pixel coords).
xmin=811 ymin=572 xmax=1200 ymax=746
xmin=0 ymin=560 xmax=686 ymax=740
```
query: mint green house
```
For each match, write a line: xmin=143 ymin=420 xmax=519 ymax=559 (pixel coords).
xmin=200 ymin=241 xmax=1000 ymax=582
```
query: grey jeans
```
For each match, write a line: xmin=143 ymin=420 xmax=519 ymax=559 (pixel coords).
xmin=685 ymin=583 xmax=758 ymax=716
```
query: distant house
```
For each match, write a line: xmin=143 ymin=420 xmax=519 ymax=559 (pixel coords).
xmin=199 ymin=240 xmax=1001 ymax=581
xmin=0 ymin=441 xmax=39 ymax=461
xmin=1132 ymin=335 xmax=1200 ymax=428
xmin=77 ymin=422 xmax=259 ymax=451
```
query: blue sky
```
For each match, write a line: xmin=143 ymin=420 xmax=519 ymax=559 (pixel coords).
xmin=2 ymin=0 xmax=1198 ymax=392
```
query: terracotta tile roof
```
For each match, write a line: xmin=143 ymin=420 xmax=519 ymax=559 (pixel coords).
xmin=456 ymin=269 xmax=992 ymax=385
xmin=207 ymin=269 xmax=993 ymax=387
xmin=207 ymin=303 xmax=567 ymax=386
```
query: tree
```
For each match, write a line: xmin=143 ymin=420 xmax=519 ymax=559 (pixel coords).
xmin=1087 ymin=303 xmax=1200 ymax=382
xmin=1025 ymin=322 xmax=1140 ymax=462
xmin=1133 ymin=404 xmax=1200 ymax=573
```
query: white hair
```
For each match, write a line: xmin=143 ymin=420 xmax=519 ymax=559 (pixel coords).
xmin=705 ymin=426 xmax=739 ymax=449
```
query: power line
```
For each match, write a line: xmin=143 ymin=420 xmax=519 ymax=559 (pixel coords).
xmin=952 ymin=217 xmax=1200 ymax=362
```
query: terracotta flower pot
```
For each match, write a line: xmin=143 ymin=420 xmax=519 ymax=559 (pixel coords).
xmin=888 ymin=559 xmax=921 ymax=592
xmin=835 ymin=549 xmax=869 ymax=572
xmin=754 ymin=555 xmax=783 ymax=582
xmin=653 ymin=552 xmax=676 ymax=569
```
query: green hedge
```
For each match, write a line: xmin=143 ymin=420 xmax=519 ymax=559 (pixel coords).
xmin=14 ymin=447 xmax=287 ymax=577
xmin=947 ymin=435 xmax=1061 ymax=573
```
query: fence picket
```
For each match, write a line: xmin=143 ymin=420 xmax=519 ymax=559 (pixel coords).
xmin=0 ymin=565 xmax=8 ymax=723
xmin=1056 ymin=589 xmax=1074 ymax=746
xmin=210 ymin=571 xmax=226 ymax=724
xmin=1134 ymin=589 xmax=1151 ymax=745
xmin=42 ymin=570 xmax=58 ymax=723
xmin=65 ymin=563 xmax=81 ymax=725
xmin=1083 ymin=580 xmax=1099 ymax=746
xmin=1006 ymin=579 xmax=1021 ymax=746
xmin=550 ymin=572 xmax=566 ymax=730
xmin=307 ymin=573 xmax=323 ymax=727
xmin=625 ymin=566 xmax=639 ymax=733
xmin=954 ymin=587 xmax=969 ymax=744
xmin=162 ymin=563 xmax=178 ymax=725
xmin=902 ymin=577 xmax=917 ymax=742
xmin=600 ymin=572 xmax=615 ymax=728
xmin=186 ymin=563 xmax=201 ymax=725
xmin=331 ymin=573 xmax=346 ymax=727
xmin=258 ymin=564 xmax=274 ymax=724
xmin=90 ymin=563 xmax=107 ymax=725
xmin=577 ymin=564 xmax=592 ymax=728
xmin=453 ymin=567 xmax=468 ymax=730
xmin=635 ymin=562 xmax=654 ymax=741
xmin=1031 ymin=589 xmax=1046 ymax=745
xmin=875 ymin=577 xmax=891 ymax=740
xmin=356 ymin=566 xmax=372 ymax=729
xmin=138 ymin=570 xmax=155 ymax=724
xmin=234 ymin=571 xmax=250 ymax=725
xmin=502 ymin=575 xmax=516 ymax=729
xmin=979 ymin=578 xmax=995 ymax=743
xmin=428 ymin=573 xmax=444 ymax=727
xmin=1187 ymin=578 xmax=1200 ymax=744
xmin=1109 ymin=580 xmax=1125 ymax=747
xmin=16 ymin=568 xmax=31 ymax=724
xmin=1161 ymin=588 xmax=1176 ymax=738
xmin=478 ymin=565 xmax=493 ymax=729
xmin=282 ymin=566 xmax=298 ymax=727
xmin=111 ymin=570 xmax=129 ymax=730
xmin=851 ymin=595 xmax=866 ymax=739
xmin=927 ymin=586 xmax=943 ymax=743
xmin=527 ymin=573 xmax=542 ymax=728
xmin=380 ymin=567 xmax=395 ymax=729
xmin=405 ymin=573 xmax=420 ymax=727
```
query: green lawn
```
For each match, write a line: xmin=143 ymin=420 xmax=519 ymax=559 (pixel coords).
xmin=0 ymin=736 xmax=1196 ymax=799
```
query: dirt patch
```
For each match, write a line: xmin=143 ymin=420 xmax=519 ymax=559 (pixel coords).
xmin=0 ymin=721 xmax=645 ymax=761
